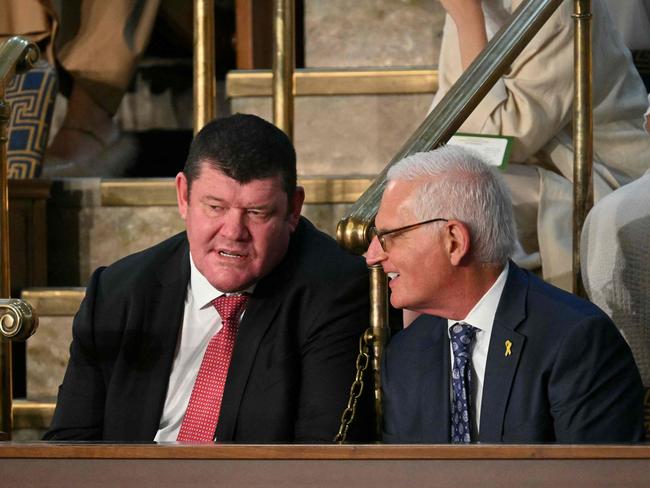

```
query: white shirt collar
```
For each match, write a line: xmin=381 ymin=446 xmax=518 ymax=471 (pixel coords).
xmin=447 ymin=262 xmax=510 ymax=335
xmin=189 ymin=253 xmax=255 ymax=310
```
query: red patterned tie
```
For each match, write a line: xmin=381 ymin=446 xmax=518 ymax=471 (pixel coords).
xmin=177 ymin=294 xmax=249 ymax=442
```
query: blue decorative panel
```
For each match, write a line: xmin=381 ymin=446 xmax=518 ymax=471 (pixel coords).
xmin=6 ymin=61 xmax=58 ymax=179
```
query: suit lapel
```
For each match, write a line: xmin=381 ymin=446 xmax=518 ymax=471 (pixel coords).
xmin=121 ymin=237 xmax=190 ymax=440
xmin=418 ymin=316 xmax=451 ymax=442
xmin=215 ymin=289 xmax=283 ymax=441
xmin=215 ymin=247 xmax=292 ymax=441
xmin=479 ymin=263 xmax=528 ymax=442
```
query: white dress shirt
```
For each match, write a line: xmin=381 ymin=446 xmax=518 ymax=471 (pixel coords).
xmin=447 ymin=262 xmax=509 ymax=437
xmin=154 ymin=255 xmax=252 ymax=442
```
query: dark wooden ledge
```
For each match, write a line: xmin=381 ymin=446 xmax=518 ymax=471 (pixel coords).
xmin=1 ymin=443 xmax=650 ymax=460
xmin=2 ymin=443 xmax=649 ymax=487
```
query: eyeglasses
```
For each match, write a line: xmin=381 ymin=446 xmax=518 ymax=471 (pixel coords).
xmin=370 ymin=218 xmax=448 ymax=252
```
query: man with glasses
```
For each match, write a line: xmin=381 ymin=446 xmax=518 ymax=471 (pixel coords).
xmin=366 ymin=146 xmax=644 ymax=443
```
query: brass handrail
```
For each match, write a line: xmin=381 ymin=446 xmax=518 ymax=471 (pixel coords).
xmin=572 ymin=0 xmax=594 ymax=296
xmin=337 ymin=0 xmax=565 ymax=254
xmin=0 ymin=36 xmax=40 ymax=439
xmin=272 ymin=0 xmax=295 ymax=139
xmin=336 ymin=0 xmax=592 ymax=439
xmin=194 ymin=0 xmax=593 ymax=441
xmin=367 ymin=265 xmax=389 ymax=439
xmin=193 ymin=0 xmax=217 ymax=133
xmin=0 ymin=37 xmax=39 ymax=88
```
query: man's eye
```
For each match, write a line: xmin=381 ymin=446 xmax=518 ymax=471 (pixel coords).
xmin=247 ymin=209 xmax=266 ymax=218
xmin=385 ymin=231 xmax=405 ymax=246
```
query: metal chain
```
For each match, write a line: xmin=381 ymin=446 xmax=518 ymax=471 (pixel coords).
xmin=334 ymin=330 xmax=370 ymax=444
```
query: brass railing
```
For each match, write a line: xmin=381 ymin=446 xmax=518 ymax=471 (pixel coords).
xmin=367 ymin=265 xmax=389 ymax=438
xmin=572 ymin=0 xmax=594 ymax=295
xmin=193 ymin=0 xmax=296 ymax=139
xmin=193 ymin=0 xmax=217 ymax=133
xmin=272 ymin=0 xmax=295 ymax=139
xmin=334 ymin=0 xmax=591 ymax=435
xmin=337 ymin=0 xmax=567 ymax=252
xmin=0 ymin=0 xmax=595 ymax=439
xmin=192 ymin=0 xmax=593 ymax=440
xmin=0 ymin=36 xmax=41 ymax=439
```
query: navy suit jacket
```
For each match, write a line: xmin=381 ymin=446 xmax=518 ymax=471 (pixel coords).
xmin=382 ymin=262 xmax=645 ymax=443
xmin=45 ymin=218 xmax=374 ymax=442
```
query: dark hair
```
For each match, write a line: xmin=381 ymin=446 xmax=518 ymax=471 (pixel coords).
xmin=183 ymin=113 xmax=297 ymax=199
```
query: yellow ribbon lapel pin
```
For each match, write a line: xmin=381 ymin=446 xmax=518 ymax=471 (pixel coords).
xmin=504 ymin=340 xmax=512 ymax=357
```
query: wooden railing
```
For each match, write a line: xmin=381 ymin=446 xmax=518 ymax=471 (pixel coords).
xmin=0 ymin=444 xmax=649 ymax=487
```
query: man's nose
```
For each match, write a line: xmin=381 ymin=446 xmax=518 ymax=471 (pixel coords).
xmin=219 ymin=210 xmax=250 ymax=240
xmin=365 ymin=236 xmax=387 ymax=266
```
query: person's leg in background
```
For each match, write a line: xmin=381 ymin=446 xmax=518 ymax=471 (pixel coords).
xmin=44 ymin=0 xmax=161 ymax=177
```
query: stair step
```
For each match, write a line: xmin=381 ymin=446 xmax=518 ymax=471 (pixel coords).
xmin=227 ymin=69 xmax=434 ymax=176
xmin=304 ymin=2 xmax=445 ymax=68
xmin=26 ymin=171 xmax=375 ymax=402
xmin=21 ymin=288 xmax=82 ymax=403
xmin=100 ymin=176 xmax=374 ymax=206
xmin=27 ymin=173 xmax=375 ymax=400
xmin=48 ymin=176 xmax=373 ymax=287
xmin=13 ymin=400 xmax=55 ymax=431
xmin=22 ymin=288 xmax=85 ymax=316
xmin=227 ymin=67 xmax=438 ymax=97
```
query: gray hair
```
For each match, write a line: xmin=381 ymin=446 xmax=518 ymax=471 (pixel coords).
xmin=386 ymin=146 xmax=516 ymax=265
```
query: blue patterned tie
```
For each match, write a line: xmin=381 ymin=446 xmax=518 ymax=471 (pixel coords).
xmin=450 ymin=322 xmax=476 ymax=443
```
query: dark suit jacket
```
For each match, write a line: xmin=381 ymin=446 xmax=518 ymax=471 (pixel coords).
xmin=45 ymin=218 xmax=373 ymax=442
xmin=382 ymin=262 xmax=645 ymax=443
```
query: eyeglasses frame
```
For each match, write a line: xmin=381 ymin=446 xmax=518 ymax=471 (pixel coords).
xmin=370 ymin=218 xmax=449 ymax=252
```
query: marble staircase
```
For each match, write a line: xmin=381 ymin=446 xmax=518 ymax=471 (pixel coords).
xmin=228 ymin=68 xmax=435 ymax=176
xmin=13 ymin=288 xmax=83 ymax=440
xmin=14 ymin=175 xmax=376 ymax=439
xmin=12 ymin=0 xmax=448 ymax=439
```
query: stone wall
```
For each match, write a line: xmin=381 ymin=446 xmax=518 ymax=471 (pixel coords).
xmin=305 ymin=0 xmax=446 ymax=67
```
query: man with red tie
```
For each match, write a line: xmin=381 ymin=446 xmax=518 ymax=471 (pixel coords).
xmin=45 ymin=114 xmax=373 ymax=443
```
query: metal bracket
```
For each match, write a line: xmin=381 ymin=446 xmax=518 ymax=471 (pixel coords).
xmin=0 ymin=299 xmax=38 ymax=342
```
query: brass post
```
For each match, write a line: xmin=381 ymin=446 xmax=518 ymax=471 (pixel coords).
xmin=367 ymin=265 xmax=389 ymax=440
xmin=0 ymin=36 xmax=39 ymax=439
xmin=0 ymin=93 xmax=11 ymax=438
xmin=335 ymin=1 xmax=566 ymax=431
xmin=0 ymin=100 xmax=8 ymax=297
xmin=572 ymin=0 xmax=593 ymax=296
xmin=336 ymin=215 xmax=373 ymax=257
xmin=193 ymin=0 xmax=217 ymax=134
xmin=272 ymin=0 xmax=295 ymax=139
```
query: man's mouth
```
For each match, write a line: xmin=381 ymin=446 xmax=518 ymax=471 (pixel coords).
xmin=218 ymin=250 xmax=247 ymax=259
xmin=387 ymin=272 xmax=399 ymax=280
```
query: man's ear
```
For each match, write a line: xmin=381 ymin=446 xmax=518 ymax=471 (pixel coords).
xmin=287 ymin=186 xmax=305 ymax=230
xmin=176 ymin=172 xmax=189 ymax=220
xmin=445 ymin=220 xmax=471 ymax=266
